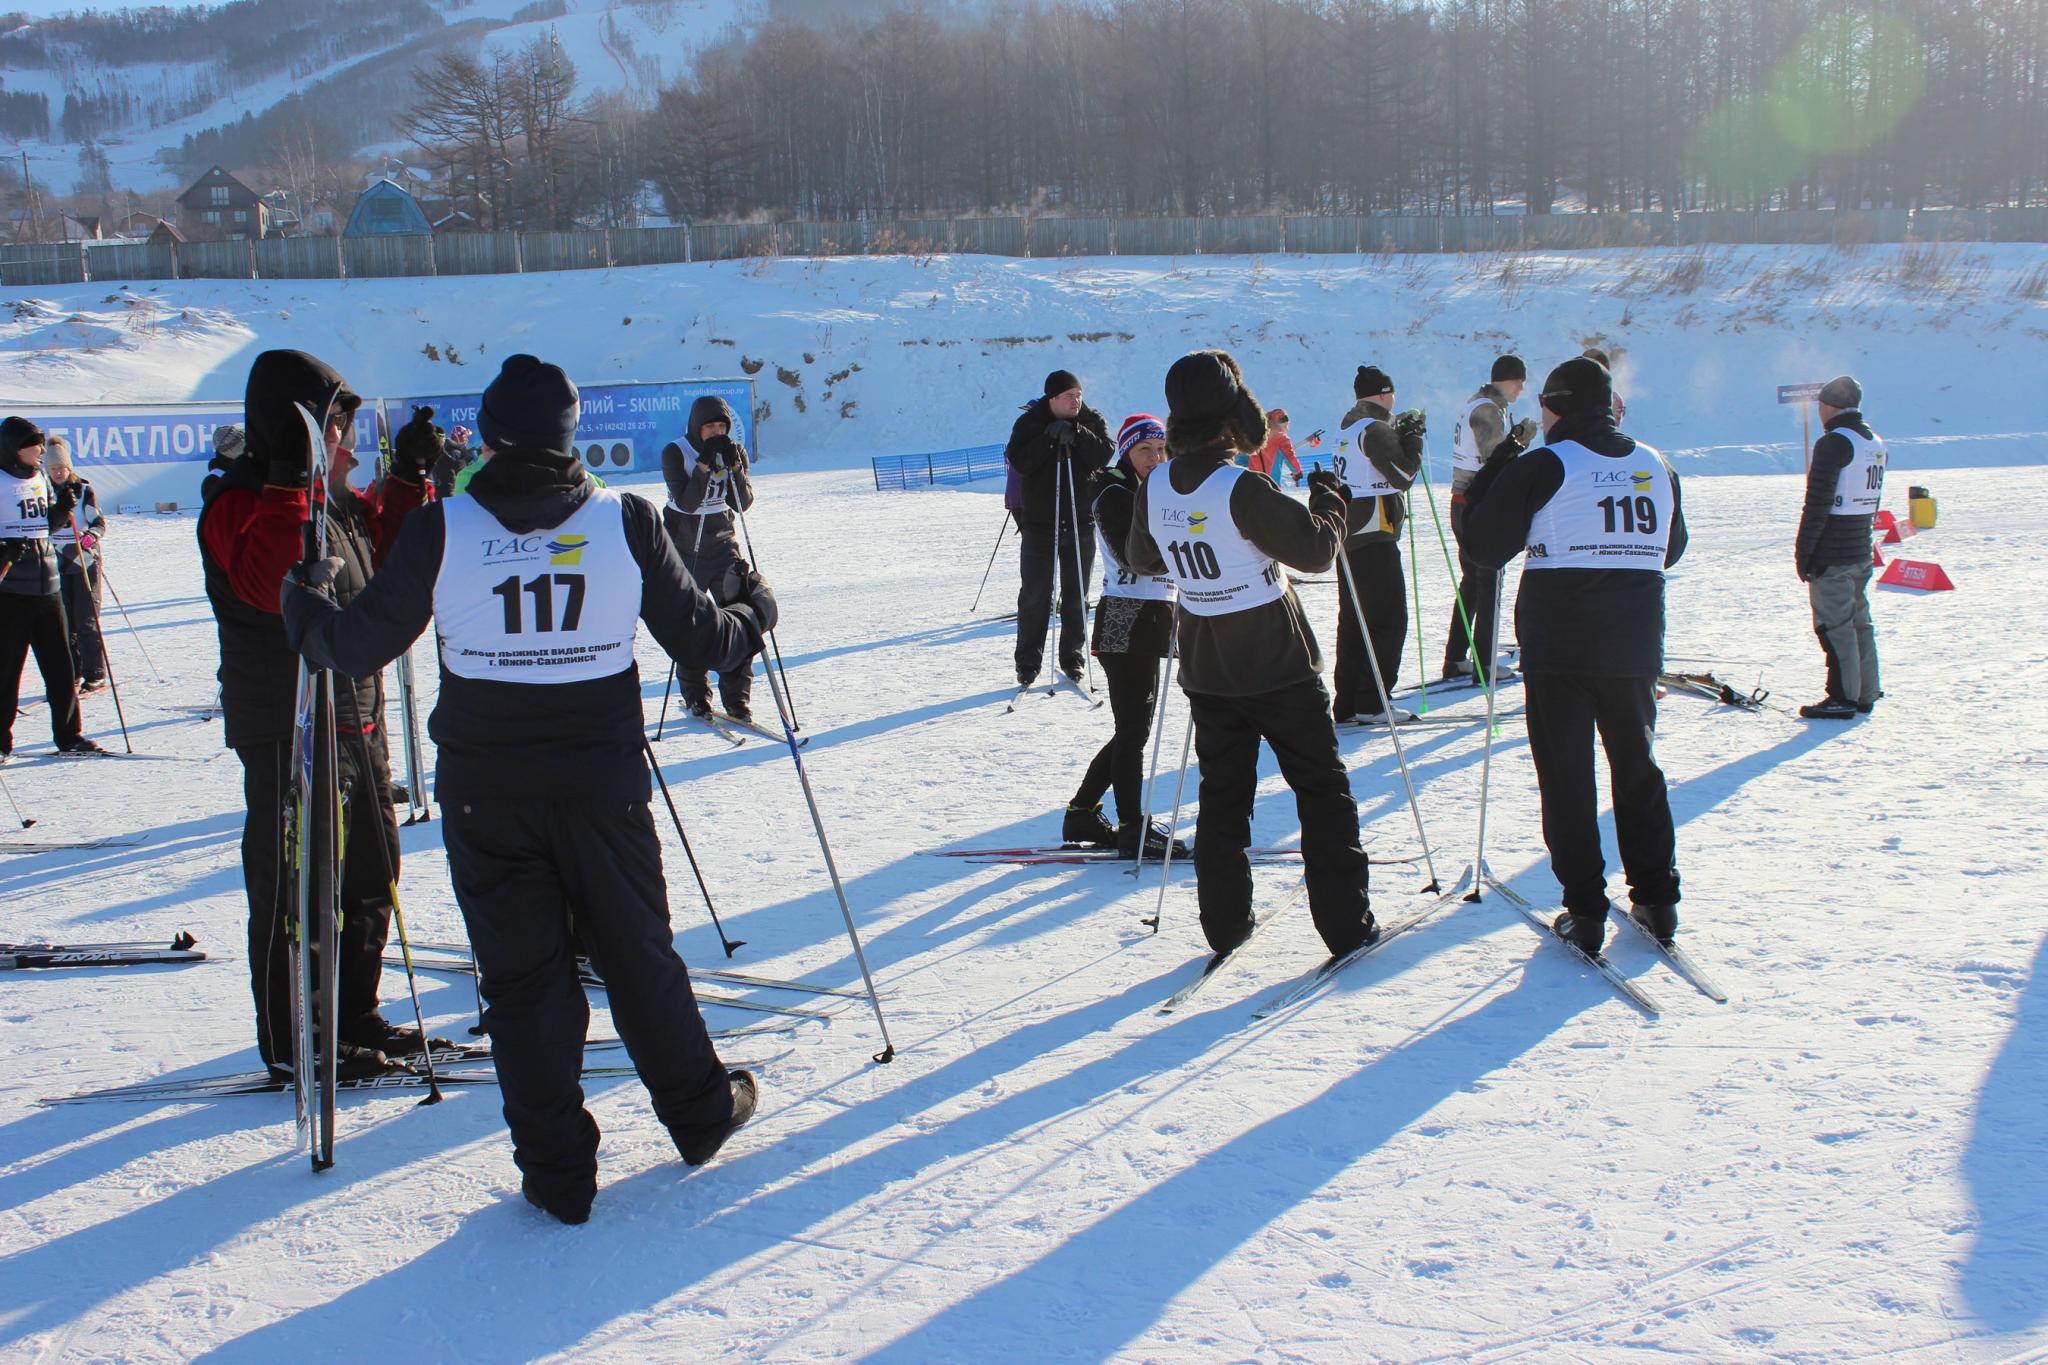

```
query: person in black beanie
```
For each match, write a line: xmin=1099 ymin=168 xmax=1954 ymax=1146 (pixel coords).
xmin=279 ymin=352 xmax=775 ymax=1224
xmin=1330 ymin=365 xmax=1423 ymax=723
xmin=197 ymin=350 xmax=426 ymax=1083
xmin=1004 ymin=368 xmax=1113 ymax=686
xmin=1127 ymin=350 xmax=1376 ymax=962
xmin=0 ymin=415 xmax=100 ymax=759
xmin=661 ymin=395 xmax=759 ymax=722
xmin=1460 ymin=355 xmax=1689 ymax=954
xmin=1443 ymin=354 xmax=1538 ymax=683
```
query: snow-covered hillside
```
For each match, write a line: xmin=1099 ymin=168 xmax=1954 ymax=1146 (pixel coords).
xmin=0 ymin=453 xmax=2042 ymax=1359
xmin=1 ymin=243 xmax=2042 ymax=509
xmin=1 ymin=0 xmax=742 ymax=191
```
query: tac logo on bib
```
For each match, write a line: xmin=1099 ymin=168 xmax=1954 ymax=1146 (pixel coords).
xmin=547 ymin=535 xmax=589 ymax=566
xmin=1188 ymin=512 xmax=1208 ymax=535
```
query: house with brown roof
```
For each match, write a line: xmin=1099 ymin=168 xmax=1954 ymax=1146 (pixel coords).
xmin=174 ymin=166 xmax=267 ymax=241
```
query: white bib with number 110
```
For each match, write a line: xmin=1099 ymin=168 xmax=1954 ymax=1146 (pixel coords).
xmin=1146 ymin=463 xmax=1285 ymax=616
xmin=435 ymin=488 xmax=643 ymax=683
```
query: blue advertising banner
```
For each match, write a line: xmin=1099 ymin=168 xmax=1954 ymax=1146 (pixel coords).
xmin=15 ymin=400 xmax=383 ymax=468
xmin=382 ymin=377 xmax=756 ymax=476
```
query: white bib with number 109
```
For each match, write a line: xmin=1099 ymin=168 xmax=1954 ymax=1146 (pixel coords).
xmin=1146 ymin=463 xmax=1285 ymax=616
xmin=435 ymin=488 xmax=643 ymax=683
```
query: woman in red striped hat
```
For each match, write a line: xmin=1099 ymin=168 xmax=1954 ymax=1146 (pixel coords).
xmin=1058 ymin=414 xmax=1186 ymax=860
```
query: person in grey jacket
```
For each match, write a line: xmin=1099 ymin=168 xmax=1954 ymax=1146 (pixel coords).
xmin=1127 ymin=350 xmax=1376 ymax=962
xmin=1331 ymin=366 xmax=1422 ymax=722
xmin=1443 ymin=355 xmax=1538 ymax=683
xmin=1794 ymin=375 xmax=1884 ymax=720
xmin=661 ymin=395 xmax=760 ymax=722
xmin=43 ymin=435 xmax=108 ymax=691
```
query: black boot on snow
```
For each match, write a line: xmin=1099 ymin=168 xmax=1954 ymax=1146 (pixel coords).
xmin=1062 ymin=802 xmax=1118 ymax=848
xmin=1059 ymin=655 xmax=1086 ymax=683
xmin=343 ymin=1014 xmax=460 ymax=1058
xmin=1630 ymin=903 xmax=1679 ymax=944
xmin=673 ymin=1070 xmax=759 ymax=1167
xmin=333 ymin=1043 xmax=415 ymax=1083
xmin=1116 ymin=820 xmax=1189 ymax=862
xmin=523 ymin=1175 xmax=595 ymax=1226
xmin=1798 ymin=696 xmax=1857 ymax=720
xmin=1552 ymin=909 xmax=1608 ymax=956
xmin=1328 ymin=910 xmax=1381 ymax=959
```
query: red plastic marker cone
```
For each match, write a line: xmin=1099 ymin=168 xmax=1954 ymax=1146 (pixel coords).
xmin=1878 ymin=559 xmax=1954 ymax=591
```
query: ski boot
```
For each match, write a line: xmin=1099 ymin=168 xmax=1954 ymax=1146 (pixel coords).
xmin=1630 ymin=903 xmax=1679 ymax=945
xmin=672 ymin=1070 xmax=759 ymax=1167
xmin=1059 ymin=655 xmax=1087 ymax=684
xmin=344 ymin=1013 xmax=464 ymax=1059
xmin=1798 ymin=696 xmax=1857 ymax=721
xmin=1061 ymin=802 xmax=1118 ymax=848
xmin=1117 ymin=819 xmax=1189 ymax=862
xmin=1552 ymin=908 xmax=1608 ymax=956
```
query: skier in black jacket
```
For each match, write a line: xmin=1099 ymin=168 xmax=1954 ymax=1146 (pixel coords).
xmin=1331 ymin=366 xmax=1423 ymax=723
xmin=1793 ymin=375 xmax=1884 ymax=720
xmin=1127 ymin=351 xmax=1376 ymax=960
xmin=661 ymin=395 xmax=760 ymax=721
xmin=1461 ymin=356 xmax=1688 ymax=953
xmin=1005 ymin=369 xmax=1113 ymax=685
xmin=1061 ymin=413 xmax=1184 ymax=859
xmin=281 ymin=354 xmax=775 ymax=1225
xmin=0 ymin=415 xmax=99 ymax=760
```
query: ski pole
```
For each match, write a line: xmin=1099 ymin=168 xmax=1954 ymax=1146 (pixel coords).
xmin=970 ymin=510 xmax=1012 ymax=614
xmin=1467 ymin=567 xmax=1509 ymax=902
xmin=359 ymin=783 xmax=442 ymax=1105
xmin=1059 ymin=454 xmax=1098 ymax=696
xmin=1337 ymin=546 xmax=1440 ymax=892
xmin=641 ymin=738 xmax=746 ymax=958
xmin=1141 ymin=708 xmax=1196 ymax=933
xmin=1128 ymin=647 xmax=1175 ymax=879
xmin=0 ymin=769 xmax=32 ymax=828
xmin=1415 ymin=462 xmax=1491 ymax=696
xmin=755 ymin=638 xmax=895 ymax=1062
xmin=653 ymin=660 xmax=676 ymax=740
xmin=94 ymin=567 xmax=165 ymax=684
xmin=729 ymin=501 xmax=801 ymax=731
xmin=1407 ymin=497 xmax=1429 ymax=708
xmin=70 ymin=513 xmax=130 ymax=753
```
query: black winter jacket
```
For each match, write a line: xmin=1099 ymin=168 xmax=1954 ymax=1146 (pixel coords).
xmin=1089 ymin=468 xmax=1174 ymax=658
xmin=282 ymin=452 xmax=756 ymax=803
xmin=1796 ymin=410 xmax=1880 ymax=575
xmin=661 ymin=395 xmax=755 ymax=570
xmin=1335 ymin=400 xmax=1419 ymax=544
xmin=1127 ymin=449 xmax=1347 ymax=697
xmin=1004 ymin=399 xmax=1113 ymax=531
xmin=1461 ymin=411 xmax=1688 ymax=678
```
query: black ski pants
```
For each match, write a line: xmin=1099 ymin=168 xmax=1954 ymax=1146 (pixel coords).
xmin=1521 ymin=672 xmax=1681 ymax=920
xmin=1072 ymin=650 xmax=1161 ymax=828
xmin=237 ymin=734 xmax=397 ymax=1067
xmin=60 ymin=566 xmax=106 ymax=684
xmin=1015 ymin=519 xmax=1094 ymax=680
xmin=1441 ymin=502 xmax=1500 ymax=681
xmin=443 ymin=797 xmax=732 ymax=1193
xmin=1332 ymin=539 xmax=1406 ymax=717
xmin=676 ymin=545 xmax=755 ymax=716
xmin=0 ymin=590 xmax=82 ymax=754
xmin=1186 ymin=675 xmax=1371 ymax=957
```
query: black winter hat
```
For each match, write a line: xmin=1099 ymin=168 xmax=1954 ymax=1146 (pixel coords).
xmin=1491 ymin=354 xmax=1527 ymax=383
xmin=1164 ymin=349 xmax=1268 ymax=456
xmin=1539 ymin=356 xmax=1613 ymax=416
xmin=479 ymin=354 xmax=580 ymax=458
xmin=243 ymin=350 xmax=360 ymax=462
xmin=1044 ymin=368 xmax=1081 ymax=398
xmin=1 ymin=415 xmax=46 ymax=458
xmin=1819 ymin=375 xmax=1863 ymax=409
xmin=1353 ymin=365 xmax=1394 ymax=399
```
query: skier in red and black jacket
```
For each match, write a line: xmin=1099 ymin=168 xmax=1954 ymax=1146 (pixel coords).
xmin=196 ymin=349 xmax=436 ymax=1083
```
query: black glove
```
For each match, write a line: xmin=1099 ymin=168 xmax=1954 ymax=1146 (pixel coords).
xmin=1394 ymin=408 xmax=1427 ymax=439
xmin=1488 ymin=429 xmax=1527 ymax=466
xmin=50 ymin=479 xmax=79 ymax=523
xmin=1305 ymin=467 xmax=1348 ymax=520
xmin=391 ymin=406 xmax=443 ymax=482
xmin=1045 ymin=419 xmax=1075 ymax=449
xmin=278 ymin=556 xmax=343 ymax=614
xmin=703 ymin=435 xmax=741 ymax=469
xmin=716 ymin=559 xmax=779 ymax=635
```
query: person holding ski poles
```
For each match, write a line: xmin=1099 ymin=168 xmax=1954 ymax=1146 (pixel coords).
xmin=1126 ymin=350 xmax=1377 ymax=961
xmin=1457 ymin=355 xmax=1687 ymax=954
xmin=1442 ymin=355 xmax=1537 ymax=684
xmin=281 ymin=353 xmax=776 ymax=1224
xmin=197 ymin=351 xmax=428 ymax=1083
xmin=0 ymin=415 xmax=101 ymax=761
xmin=1061 ymin=414 xmax=1186 ymax=859
xmin=662 ymin=396 xmax=760 ymax=723
xmin=43 ymin=435 xmax=109 ymax=694
xmin=1005 ymin=369 xmax=1113 ymax=687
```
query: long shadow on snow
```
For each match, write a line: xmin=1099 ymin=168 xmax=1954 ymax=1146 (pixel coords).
xmin=1957 ymin=933 xmax=2048 ymax=1331
xmin=199 ymin=877 xmax=1602 ymax=1363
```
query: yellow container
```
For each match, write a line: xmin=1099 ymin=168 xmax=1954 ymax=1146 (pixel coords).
xmin=1909 ymin=485 xmax=1937 ymax=529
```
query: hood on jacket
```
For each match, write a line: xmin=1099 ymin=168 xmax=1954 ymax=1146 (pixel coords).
xmin=243 ymin=350 xmax=360 ymax=466
xmin=685 ymin=396 xmax=740 ymax=456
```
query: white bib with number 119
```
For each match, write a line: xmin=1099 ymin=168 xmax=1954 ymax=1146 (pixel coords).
xmin=1523 ymin=439 xmax=1675 ymax=572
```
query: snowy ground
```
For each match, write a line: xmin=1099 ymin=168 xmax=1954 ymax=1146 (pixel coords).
xmin=1 ymin=459 xmax=2042 ymax=1361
